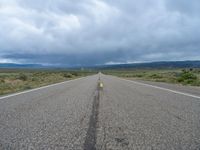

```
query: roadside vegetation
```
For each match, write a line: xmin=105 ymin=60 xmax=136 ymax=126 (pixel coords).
xmin=103 ymin=68 xmax=200 ymax=86
xmin=0 ymin=69 xmax=96 ymax=95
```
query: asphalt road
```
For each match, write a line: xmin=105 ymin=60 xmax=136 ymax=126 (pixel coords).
xmin=0 ymin=74 xmax=200 ymax=150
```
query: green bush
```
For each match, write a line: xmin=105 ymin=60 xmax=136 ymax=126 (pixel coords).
xmin=63 ymin=73 xmax=74 ymax=78
xmin=0 ymin=78 xmax=5 ymax=83
xmin=149 ymin=74 xmax=163 ymax=79
xmin=23 ymin=85 xmax=32 ymax=90
xmin=135 ymin=74 xmax=143 ymax=78
xmin=31 ymin=77 xmax=38 ymax=81
xmin=177 ymin=71 xmax=197 ymax=84
xmin=18 ymin=73 xmax=28 ymax=81
xmin=71 ymin=72 xmax=79 ymax=76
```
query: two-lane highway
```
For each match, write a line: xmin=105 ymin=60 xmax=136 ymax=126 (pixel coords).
xmin=0 ymin=74 xmax=200 ymax=149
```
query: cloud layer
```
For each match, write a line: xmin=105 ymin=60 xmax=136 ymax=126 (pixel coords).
xmin=0 ymin=0 xmax=200 ymax=66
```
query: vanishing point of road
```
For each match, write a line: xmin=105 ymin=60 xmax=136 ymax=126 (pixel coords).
xmin=0 ymin=74 xmax=200 ymax=149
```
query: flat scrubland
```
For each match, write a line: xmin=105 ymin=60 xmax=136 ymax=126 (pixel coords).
xmin=103 ymin=68 xmax=200 ymax=86
xmin=0 ymin=69 xmax=96 ymax=95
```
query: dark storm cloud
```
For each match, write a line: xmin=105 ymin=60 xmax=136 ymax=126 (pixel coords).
xmin=0 ymin=0 xmax=200 ymax=65
xmin=2 ymin=50 xmax=130 ymax=66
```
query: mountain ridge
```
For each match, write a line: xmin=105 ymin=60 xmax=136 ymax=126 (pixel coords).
xmin=0 ymin=60 xmax=200 ymax=69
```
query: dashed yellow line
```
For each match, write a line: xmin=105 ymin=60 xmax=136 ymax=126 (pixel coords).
xmin=99 ymin=82 xmax=103 ymax=88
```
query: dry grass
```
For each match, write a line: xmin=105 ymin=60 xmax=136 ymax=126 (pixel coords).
xmin=0 ymin=69 xmax=95 ymax=95
xmin=103 ymin=68 xmax=200 ymax=86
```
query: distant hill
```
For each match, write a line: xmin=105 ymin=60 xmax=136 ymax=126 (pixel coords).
xmin=0 ymin=63 xmax=43 ymax=68
xmin=95 ymin=60 xmax=200 ymax=70
xmin=0 ymin=60 xmax=200 ymax=69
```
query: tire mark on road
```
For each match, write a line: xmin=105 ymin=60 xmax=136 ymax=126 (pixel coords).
xmin=83 ymin=84 xmax=101 ymax=150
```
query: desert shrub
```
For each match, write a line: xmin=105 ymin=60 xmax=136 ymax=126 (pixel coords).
xmin=189 ymin=68 xmax=193 ymax=72
xmin=23 ymin=85 xmax=32 ymax=90
xmin=124 ymin=74 xmax=144 ymax=78
xmin=18 ymin=73 xmax=28 ymax=81
xmin=31 ymin=77 xmax=38 ymax=81
xmin=193 ymin=69 xmax=200 ymax=73
xmin=63 ymin=73 xmax=74 ymax=78
xmin=0 ymin=78 xmax=5 ymax=83
xmin=149 ymin=74 xmax=163 ymax=79
xmin=135 ymin=74 xmax=144 ymax=78
xmin=124 ymin=74 xmax=134 ymax=77
xmin=71 ymin=72 xmax=79 ymax=76
xmin=177 ymin=71 xmax=197 ymax=84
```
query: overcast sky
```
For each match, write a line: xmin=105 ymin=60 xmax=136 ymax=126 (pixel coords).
xmin=0 ymin=0 xmax=200 ymax=66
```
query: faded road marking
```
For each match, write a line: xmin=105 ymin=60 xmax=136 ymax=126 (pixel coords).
xmin=99 ymin=83 xmax=103 ymax=88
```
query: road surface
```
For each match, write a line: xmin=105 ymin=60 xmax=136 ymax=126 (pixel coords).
xmin=0 ymin=74 xmax=200 ymax=149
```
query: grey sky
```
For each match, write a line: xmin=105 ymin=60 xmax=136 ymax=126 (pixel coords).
xmin=0 ymin=0 xmax=200 ymax=66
